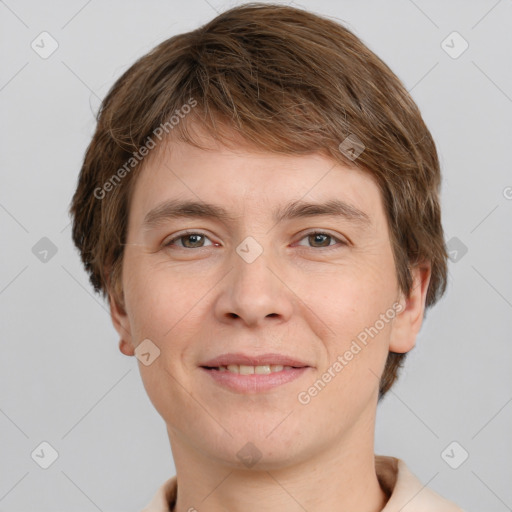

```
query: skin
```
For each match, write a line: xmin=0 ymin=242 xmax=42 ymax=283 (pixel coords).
xmin=109 ymin=126 xmax=431 ymax=512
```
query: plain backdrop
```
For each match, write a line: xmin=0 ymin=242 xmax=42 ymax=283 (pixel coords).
xmin=1 ymin=1 xmax=511 ymax=511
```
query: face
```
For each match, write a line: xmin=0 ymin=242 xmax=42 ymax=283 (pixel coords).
xmin=111 ymin=128 xmax=430 ymax=470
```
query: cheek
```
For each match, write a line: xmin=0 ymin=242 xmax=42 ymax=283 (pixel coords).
xmin=307 ymin=257 xmax=392 ymax=330
xmin=308 ymin=259 xmax=396 ymax=384
xmin=122 ymin=253 xmax=175 ymax=339
xmin=122 ymin=254 xmax=211 ymax=358
xmin=122 ymin=259 xmax=195 ymax=407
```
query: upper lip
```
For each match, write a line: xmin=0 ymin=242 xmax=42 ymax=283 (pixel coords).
xmin=201 ymin=353 xmax=310 ymax=368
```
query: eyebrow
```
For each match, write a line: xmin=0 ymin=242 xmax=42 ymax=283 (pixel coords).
xmin=142 ymin=198 xmax=371 ymax=230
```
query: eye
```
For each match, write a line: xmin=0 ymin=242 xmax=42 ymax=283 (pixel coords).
xmin=163 ymin=231 xmax=215 ymax=249
xmin=295 ymin=231 xmax=347 ymax=249
xmin=162 ymin=230 xmax=347 ymax=251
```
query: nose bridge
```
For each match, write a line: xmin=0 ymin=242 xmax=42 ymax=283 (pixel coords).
xmin=235 ymin=237 xmax=275 ymax=290
xmin=215 ymin=236 xmax=293 ymax=327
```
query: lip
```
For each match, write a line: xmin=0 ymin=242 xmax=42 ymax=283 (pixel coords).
xmin=199 ymin=353 xmax=312 ymax=393
xmin=200 ymin=366 xmax=311 ymax=393
xmin=200 ymin=352 xmax=310 ymax=368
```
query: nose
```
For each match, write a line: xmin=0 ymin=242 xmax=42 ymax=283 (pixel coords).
xmin=213 ymin=243 xmax=294 ymax=328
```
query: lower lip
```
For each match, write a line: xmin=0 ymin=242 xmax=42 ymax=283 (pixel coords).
xmin=200 ymin=367 xmax=310 ymax=393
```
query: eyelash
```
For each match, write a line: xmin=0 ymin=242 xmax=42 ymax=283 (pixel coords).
xmin=163 ymin=230 xmax=347 ymax=251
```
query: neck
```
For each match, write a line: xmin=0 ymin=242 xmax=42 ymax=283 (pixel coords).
xmin=167 ymin=414 xmax=389 ymax=512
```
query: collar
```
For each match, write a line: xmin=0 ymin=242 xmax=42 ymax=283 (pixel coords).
xmin=142 ymin=455 xmax=463 ymax=511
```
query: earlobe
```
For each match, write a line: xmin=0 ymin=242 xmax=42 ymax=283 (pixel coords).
xmin=388 ymin=262 xmax=432 ymax=354
xmin=119 ymin=338 xmax=135 ymax=356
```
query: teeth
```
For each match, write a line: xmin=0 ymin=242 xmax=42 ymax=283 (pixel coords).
xmin=239 ymin=365 xmax=254 ymax=375
xmin=217 ymin=364 xmax=291 ymax=374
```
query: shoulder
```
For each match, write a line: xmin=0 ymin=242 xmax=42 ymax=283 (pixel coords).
xmin=140 ymin=476 xmax=177 ymax=512
xmin=376 ymin=455 xmax=465 ymax=512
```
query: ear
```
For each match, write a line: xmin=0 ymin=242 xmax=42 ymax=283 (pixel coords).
xmin=389 ymin=261 xmax=432 ymax=354
xmin=108 ymin=291 xmax=135 ymax=357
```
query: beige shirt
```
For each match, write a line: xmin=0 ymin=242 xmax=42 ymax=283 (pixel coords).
xmin=141 ymin=455 xmax=464 ymax=511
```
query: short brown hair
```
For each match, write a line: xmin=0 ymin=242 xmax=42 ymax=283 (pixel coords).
xmin=70 ymin=2 xmax=448 ymax=400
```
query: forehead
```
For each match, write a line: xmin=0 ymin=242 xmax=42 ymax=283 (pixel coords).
xmin=128 ymin=132 xmax=386 ymax=233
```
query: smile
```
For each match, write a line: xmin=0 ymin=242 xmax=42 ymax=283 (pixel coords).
xmin=210 ymin=364 xmax=295 ymax=374
xmin=200 ymin=365 xmax=310 ymax=393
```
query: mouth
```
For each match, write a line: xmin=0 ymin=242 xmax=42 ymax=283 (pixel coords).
xmin=199 ymin=353 xmax=311 ymax=393
xmin=203 ymin=364 xmax=299 ymax=374
xmin=200 ymin=352 xmax=310 ymax=368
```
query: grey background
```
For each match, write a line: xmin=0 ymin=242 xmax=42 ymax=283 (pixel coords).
xmin=1 ymin=0 xmax=511 ymax=511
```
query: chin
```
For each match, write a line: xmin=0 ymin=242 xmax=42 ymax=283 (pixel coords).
xmin=212 ymin=441 xmax=304 ymax=471
xmin=201 ymin=420 xmax=311 ymax=470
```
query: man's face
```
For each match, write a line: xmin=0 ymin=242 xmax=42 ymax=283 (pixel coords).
xmin=112 ymin=130 xmax=422 ymax=469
